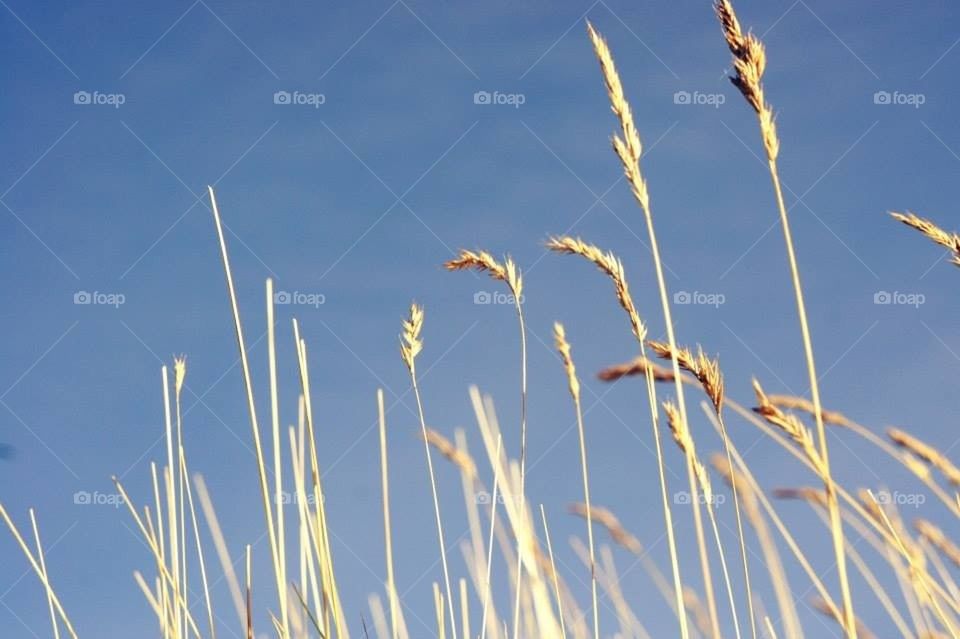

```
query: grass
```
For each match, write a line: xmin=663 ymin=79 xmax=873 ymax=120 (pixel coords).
xmin=4 ymin=0 xmax=960 ymax=637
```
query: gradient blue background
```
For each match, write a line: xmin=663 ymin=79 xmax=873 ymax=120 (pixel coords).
xmin=1 ymin=1 xmax=958 ymax=637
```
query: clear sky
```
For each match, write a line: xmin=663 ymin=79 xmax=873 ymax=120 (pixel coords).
xmin=1 ymin=1 xmax=959 ymax=637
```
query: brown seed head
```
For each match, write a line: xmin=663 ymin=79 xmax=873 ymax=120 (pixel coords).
xmin=714 ymin=0 xmax=779 ymax=159
xmin=445 ymin=249 xmax=523 ymax=299
xmin=766 ymin=394 xmax=850 ymax=427
xmin=772 ymin=486 xmax=828 ymax=509
xmin=888 ymin=427 xmax=960 ymax=486
xmin=753 ymin=379 xmax=825 ymax=476
xmin=597 ymin=357 xmax=676 ymax=383
xmin=649 ymin=341 xmax=724 ymax=415
xmin=553 ymin=322 xmax=580 ymax=400
xmin=547 ymin=236 xmax=647 ymax=342
xmin=569 ymin=502 xmax=643 ymax=555
xmin=890 ymin=212 xmax=960 ymax=267
xmin=421 ymin=427 xmax=477 ymax=480
xmin=585 ymin=21 xmax=649 ymax=212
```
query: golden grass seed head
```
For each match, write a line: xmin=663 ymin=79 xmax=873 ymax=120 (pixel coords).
xmin=173 ymin=355 xmax=187 ymax=396
xmin=400 ymin=303 xmax=424 ymax=371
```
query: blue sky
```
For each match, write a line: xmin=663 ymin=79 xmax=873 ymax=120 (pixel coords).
xmin=1 ymin=0 xmax=959 ymax=636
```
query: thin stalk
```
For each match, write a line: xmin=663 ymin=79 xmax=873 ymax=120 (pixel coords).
xmin=377 ymin=389 xmax=400 ymax=639
xmin=480 ymin=435 xmax=504 ymax=639
xmin=265 ymin=278 xmax=289 ymax=637
xmin=539 ymin=505 xmax=567 ymax=639
xmin=404 ymin=334 xmax=457 ymax=638
xmin=768 ymin=163 xmax=855 ymax=637
xmin=208 ymin=187 xmax=285 ymax=629
xmin=28 ymin=510 xmax=60 ymax=639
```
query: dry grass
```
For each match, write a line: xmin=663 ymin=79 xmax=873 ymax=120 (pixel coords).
xmin=2 ymin=2 xmax=960 ymax=639
xmin=890 ymin=212 xmax=960 ymax=266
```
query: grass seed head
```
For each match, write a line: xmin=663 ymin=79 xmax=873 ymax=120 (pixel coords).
xmin=445 ymin=249 xmax=523 ymax=299
xmin=173 ymin=355 xmax=187 ymax=397
xmin=400 ymin=303 xmax=424 ymax=371
xmin=649 ymin=341 xmax=724 ymax=415
xmin=890 ymin=211 xmax=960 ymax=267
xmin=547 ymin=236 xmax=647 ymax=342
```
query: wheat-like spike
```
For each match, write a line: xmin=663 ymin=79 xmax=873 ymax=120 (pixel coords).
xmin=173 ymin=355 xmax=187 ymax=396
xmin=585 ymin=22 xmax=648 ymax=213
xmin=715 ymin=0 xmax=778 ymax=159
xmin=421 ymin=427 xmax=478 ymax=481
xmin=915 ymin=519 xmax=960 ymax=569
xmin=753 ymin=379 xmax=826 ymax=476
xmin=546 ymin=236 xmax=646 ymax=342
xmin=662 ymin=400 xmax=693 ymax=454
xmin=445 ymin=249 xmax=523 ymax=299
xmin=553 ymin=323 xmax=580 ymax=400
xmin=766 ymin=394 xmax=850 ymax=427
xmin=888 ymin=427 xmax=960 ymax=486
xmin=649 ymin=341 xmax=724 ymax=415
xmin=400 ymin=303 xmax=424 ymax=371
xmin=597 ymin=357 xmax=676 ymax=382
xmin=662 ymin=403 xmax=713 ymax=507
xmin=890 ymin=212 xmax=960 ymax=266
xmin=568 ymin=503 xmax=643 ymax=556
